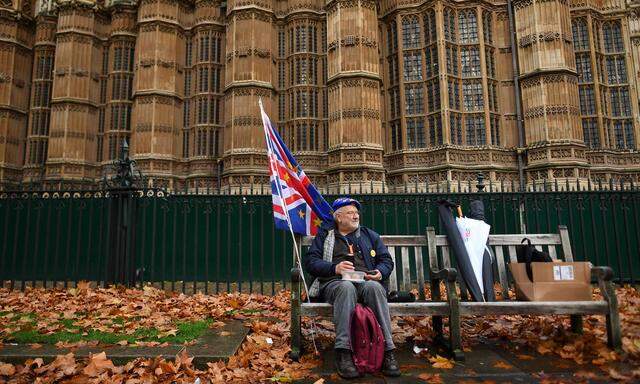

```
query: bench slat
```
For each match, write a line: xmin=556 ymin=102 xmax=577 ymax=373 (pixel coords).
xmin=442 ymin=247 xmax=451 ymax=269
xmin=548 ymin=246 xmax=558 ymax=261
xmin=427 ymin=227 xmax=438 ymax=271
xmin=415 ymin=246 xmax=426 ymax=300
xmin=460 ymin=301 xmax=608 ymax=316
xmin=559 ymin=226 xmax=574 ymax=262
xmin=301 ymin=302 xmax=449 ymax=317
xmin=494 ymin=245 xmax=510 ymax=299
xmin=401 ymin=247 xmax=411 ymax=292
xmin=388 ymin=247 xmax=398 ymax=292
xmin=380 ymin=236 xmax=428 ymax=246
xmin=435 ymin=234 xmax=562 ymax=246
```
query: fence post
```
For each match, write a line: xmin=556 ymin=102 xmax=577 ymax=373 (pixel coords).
xmin=105 ymin=140 xmax=142 ymax=287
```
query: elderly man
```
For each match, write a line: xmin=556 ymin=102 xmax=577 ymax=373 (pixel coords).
xmin=304 ymin=197 xmax=400 ymax=379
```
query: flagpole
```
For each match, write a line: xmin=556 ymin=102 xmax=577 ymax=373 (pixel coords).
xmin=259 ymin=98 xmax=319 ymax=354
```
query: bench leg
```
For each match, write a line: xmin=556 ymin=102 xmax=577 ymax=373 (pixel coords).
xmin=290 ymin=311 xmax=301 ymax=361
xmin=446 ymin=280 xmax=464 ymax=362
xmin=606 ymin=311 xmax=622 ymax=350
xmin=430 ymin=279 xmax=444 ymax=340
xmin=598 ymin=278 xmax=622 ymax=350
xmin=570 ymin=315 xmax=583 ymax=334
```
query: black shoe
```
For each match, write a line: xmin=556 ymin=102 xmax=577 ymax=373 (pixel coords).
xmin=382 ymin=350 xmax=401 ymax=377
xmin=334 ymin=348 xmax=360 ymax=379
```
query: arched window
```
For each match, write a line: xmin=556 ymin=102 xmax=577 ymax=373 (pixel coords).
xmin=459 ymin=10 xmax=478 ymax=44
xmin=483 ymin=11 xmax=493 ymax=44
xmin=572 ymin=18 xmax=589 ymax=51
xmin=387 ymin=21 xmax=397 ymax=53
xmin=603 ymin=21 xmax=623 ymax=53
xmin=423 ymin=10 xmax=436 ymax=44
xmin=443 ymin=8 xmax=456 ymax=42
xmin=402 ymin=16 xmax=421 ymax=48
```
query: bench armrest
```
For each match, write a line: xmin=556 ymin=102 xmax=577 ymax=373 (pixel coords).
xmin=430 ymin=267 xmax=458 ymax=283
xmin=591 ymin=266 xmax=613 ymax=282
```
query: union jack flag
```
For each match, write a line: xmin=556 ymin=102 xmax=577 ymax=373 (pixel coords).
xmin=259 ymin=100 xmax=333 ymax=235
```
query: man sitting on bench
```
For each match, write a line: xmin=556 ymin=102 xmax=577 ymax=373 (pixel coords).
xmin=303 ymin=197 xmax=400 ymax=379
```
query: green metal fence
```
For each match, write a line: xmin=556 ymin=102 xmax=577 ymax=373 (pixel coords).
xmin=1 ymin=186 xmax=638 ymax=294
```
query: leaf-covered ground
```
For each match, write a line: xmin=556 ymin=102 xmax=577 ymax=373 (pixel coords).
xmin=0 ymin=284 xmax=638 ymax=383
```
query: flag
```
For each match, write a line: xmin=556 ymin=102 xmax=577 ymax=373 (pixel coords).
xmin=259 ymin=100 xmax=333 ymax=235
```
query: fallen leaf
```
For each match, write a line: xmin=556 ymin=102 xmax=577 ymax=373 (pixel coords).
xmin=516 ymin=354 xmax=534 ymax=360
xmin=82 ymin=352 xmax=115 ymax=377
xmin=574 ymin=371 xmax=599 ymax=380
xmin=30 ymin=343 xmax=43 ymax=350
xmin=608 ymin=368 xmax=631 ymax=381
xmin=429 ymin=355 xmax=454 ymax=369
xmin=0 ymin=362 xmax=15 ymax=376
xmin=492 ymin=361 xmax=514 ymax=370
xmin=312 ymin=379 xmax=324 ymax=384
xmin=220 ymin=331 xmax=232 ymax=336
xmin=418 ymin=373 xmax=443 ymax=383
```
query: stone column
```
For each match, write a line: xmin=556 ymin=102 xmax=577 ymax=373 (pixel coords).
xmin=0 ymin=0 xmax=34 ymax=189
xmin=514 ymin=0 xmax=589 ymax=186
xmin=131 ymin=0 xmax=186 ymax=190
xmin=45 ymin=1 xmax=101 ymax=188
xmin=223 ymin=0 xmax=276 ymax=193
xmin=23 ymin=13 xmax=56 ymax=187
xmin=325 ymin=0 xmax=384 ymax=193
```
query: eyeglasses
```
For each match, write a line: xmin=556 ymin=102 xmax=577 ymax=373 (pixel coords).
xmin=340 ymin=210 xmax=359 ymax=216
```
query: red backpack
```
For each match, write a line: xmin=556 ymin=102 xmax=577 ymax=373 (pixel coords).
xmin=350 ymin=304 xmax=385 ymax=374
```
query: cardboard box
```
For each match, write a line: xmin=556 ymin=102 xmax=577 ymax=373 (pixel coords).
xmin=508 ymin=262 xmax=592 ymax=301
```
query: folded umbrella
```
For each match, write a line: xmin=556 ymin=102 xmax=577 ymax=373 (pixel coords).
xmin=437 ymin=200 xmax=485 ymax=302
xmin=468 ymin=199 xmax=496 ymax=301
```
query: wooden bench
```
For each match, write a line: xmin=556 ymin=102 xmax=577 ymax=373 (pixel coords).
xmin=290 ymin=234 xmax=463 ymax=360
xmin=427 ymin=224 xmax=621 ymax=357
xmin=290 ymin=225 xmax=621 ymax=361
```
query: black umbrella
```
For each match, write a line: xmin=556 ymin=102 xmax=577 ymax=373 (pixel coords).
xmin=437 ymin=200 xmax=484 ymax=302
xmin=468 ymin=199 xmax=496 ymax=302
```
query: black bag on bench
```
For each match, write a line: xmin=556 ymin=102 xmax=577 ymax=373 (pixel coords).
xmin=387 ymin=290 xmax=416 ymax=303
xmin=516 ymin=238 xmax=553 ymax=281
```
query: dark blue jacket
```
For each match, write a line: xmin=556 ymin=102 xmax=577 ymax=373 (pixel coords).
xmin=303 ymin=224 xmax=394 ymax=288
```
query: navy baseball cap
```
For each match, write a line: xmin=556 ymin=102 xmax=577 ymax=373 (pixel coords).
xmin=332 ymin=197 xmax=361 ymax=212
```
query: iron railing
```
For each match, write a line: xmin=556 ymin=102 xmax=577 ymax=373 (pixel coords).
xmin=1 ymin=181 xmax=638 ymax=294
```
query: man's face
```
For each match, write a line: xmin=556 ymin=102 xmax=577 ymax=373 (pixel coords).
xmin=335 ymin=205 xmax=360 ymax=232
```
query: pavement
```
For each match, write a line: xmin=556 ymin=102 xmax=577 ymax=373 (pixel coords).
xmin=296 ymin=340 xmax=626 ymax=383
xmin=0 ymin=321 xmax=632 ymax=383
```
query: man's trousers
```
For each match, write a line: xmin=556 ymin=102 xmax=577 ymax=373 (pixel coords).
xmin=321 ymin=279 xmax=395 ymax=351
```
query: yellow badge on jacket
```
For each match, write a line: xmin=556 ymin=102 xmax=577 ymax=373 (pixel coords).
xmin=370 ymin=250 xmax=376 ymax=258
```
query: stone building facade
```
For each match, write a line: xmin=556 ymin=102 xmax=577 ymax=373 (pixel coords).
xmin=0 ymin=0 xmax=639 ymax=192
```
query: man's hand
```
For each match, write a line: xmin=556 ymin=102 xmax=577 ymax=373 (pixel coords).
xmin=335 ymin=261 xmax=354 ymax=275
xmin=364 ymin=269 xmax=382 ymax=281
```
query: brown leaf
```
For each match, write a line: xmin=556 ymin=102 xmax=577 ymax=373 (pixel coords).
xmin=492 ymin=361 xmax=514 ymax=370
xmin=176 ymin=348 xmax=194 ymax=368
xmin=608 ymin=369 xmax=631 ymax=381
xmin=418 ymin=373 xmax=443 ymax=383
xmin=312 ymin=379 xmax=325 ymax=384
xmin=30 ymin=343 xmax=43 ymax=350
xmin=516 ymin=354 xmax=534 ymax=360
xmin=0 ymin=363 xmax=15 ymax=376
xmin=429 ymin=355 xmax=454 ymax=369
xmin=82 ymin=352 xmax=115 ymax=377
xmin=574 ymin=371 xmax=599 ymax=380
